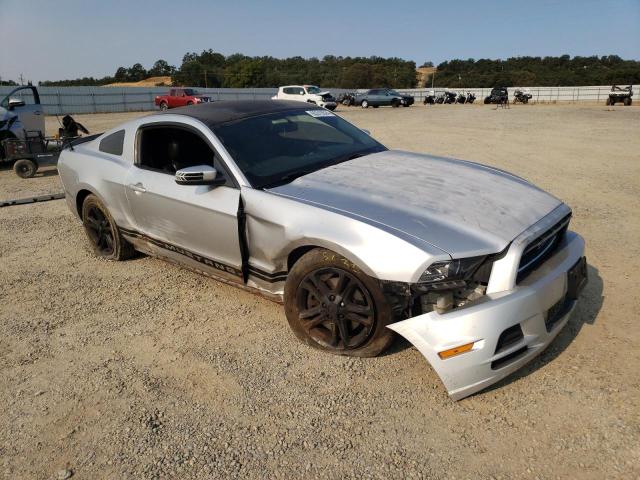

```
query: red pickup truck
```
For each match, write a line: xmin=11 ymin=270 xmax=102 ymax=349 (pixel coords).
xmin=154 ymin=88 xmax=212 ymax=110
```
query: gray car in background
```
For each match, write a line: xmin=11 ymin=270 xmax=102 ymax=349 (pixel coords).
xmin=356 ymin=89 xmax=415 ymax=108
xmin=57 ymin=100 xmax=587 ymax=400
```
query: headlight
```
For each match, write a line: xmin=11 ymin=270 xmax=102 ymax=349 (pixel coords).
xmin=419 ymin=257 xmax=485 ymax=283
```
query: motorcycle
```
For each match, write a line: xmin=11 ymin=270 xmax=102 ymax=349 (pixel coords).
xmin=456 ymin=92 xmax=467 ymax=104
xmin=423 ymin=91 xmax=436 ymax=105
xmin=513 ymin=88 xmax=533 ymax=104
xmin=466 ymin=92 xmax=476 ymax=104
xmin=443 ymin=91 xmax=457 ymax=104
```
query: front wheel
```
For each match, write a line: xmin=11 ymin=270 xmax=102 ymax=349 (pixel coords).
xmin=361 ymin=100 xmax=369 ymax=108
xmin=13 ymin=159 xmax=38 ymax=178
xmin=82 ymin=194 xmax=135 ymax=260
xmin=284 ymin=248 xmax=395 ymax=357
xmin=624 ymin=97 xmax=632 ymax=106
xmin=159 ymin=102 xmax=168 ymax=111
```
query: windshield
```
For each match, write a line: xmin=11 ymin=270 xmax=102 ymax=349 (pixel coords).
xmin=306 ymin=86 xmax=321 ymax=94
xmin=212 ymin=109 xmax=386 ymax=188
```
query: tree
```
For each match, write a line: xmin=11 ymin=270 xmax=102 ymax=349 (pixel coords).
xmin=127 ymin=63 xmax=147 ymax=82
xmin=149 ymin=60 xmax=175 ymax=77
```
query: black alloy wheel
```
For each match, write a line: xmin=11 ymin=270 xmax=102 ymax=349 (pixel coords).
xmin=85 ymin=205 xmax=115 ymax=256
xmin=284 ymin=248 xmax=395 ymax=357
xmin=296 ymin=267 xmax=375 ymax=351
xmin=81 ymin=194 xmax=135 ymax=260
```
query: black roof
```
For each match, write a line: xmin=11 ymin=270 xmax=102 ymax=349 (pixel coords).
xmin=159 ymin=100 xmax=322 ymax=127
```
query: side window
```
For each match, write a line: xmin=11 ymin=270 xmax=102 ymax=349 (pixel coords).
xmin=99 ymin=130 xmax=125 ymax=156
xmin=295 ymin=87 xmax=304 ymax=95
xmin=137 ymin=126 xmax=215 ymax=174
xmin=169 ymin=89 xmax=176 ymax=96
xmin=283 ymin=87 xmax=294 ymax=95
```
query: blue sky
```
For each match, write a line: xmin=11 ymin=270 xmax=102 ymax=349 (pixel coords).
xmin=1 ymin=0 xmax=638 ymax=83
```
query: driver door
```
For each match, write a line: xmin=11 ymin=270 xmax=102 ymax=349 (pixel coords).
xmin=1 ymin=86 xmax=44 ymax=135
xmin=124 ymin=123 xmax=244 ymax=283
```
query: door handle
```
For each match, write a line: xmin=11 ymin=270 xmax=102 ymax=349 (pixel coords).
xmin=128 ymin=183 xmax=146 ymax=193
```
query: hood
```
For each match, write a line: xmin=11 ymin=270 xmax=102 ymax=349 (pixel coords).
xmin=267 ymin=150 xmax=563 ymax=257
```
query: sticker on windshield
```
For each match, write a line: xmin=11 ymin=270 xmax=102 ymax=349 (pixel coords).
xmin=306 ymin=109 xmax=335 ymax=118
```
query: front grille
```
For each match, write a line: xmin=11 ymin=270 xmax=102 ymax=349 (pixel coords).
xmin=517 ymin=214 xmax=571 ymax=283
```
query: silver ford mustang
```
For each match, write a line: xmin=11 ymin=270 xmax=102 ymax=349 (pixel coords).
xmin=58 ymin=100 xmax=587 ymax=400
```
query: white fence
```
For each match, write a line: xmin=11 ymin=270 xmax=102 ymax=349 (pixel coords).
xmin=0 ymin=84 xmax=636 ymax=114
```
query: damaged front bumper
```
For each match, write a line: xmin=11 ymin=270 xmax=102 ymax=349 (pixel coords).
xmin=388 ymin=231 xmax=586 ymax=400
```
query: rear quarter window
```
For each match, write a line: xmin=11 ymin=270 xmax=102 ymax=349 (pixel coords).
xmin=99 ymin=130 xmax=125 ymax=156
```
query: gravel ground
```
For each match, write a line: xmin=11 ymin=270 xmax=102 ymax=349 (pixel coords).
xmin=1 ymin=104 xmax=639 ymax=479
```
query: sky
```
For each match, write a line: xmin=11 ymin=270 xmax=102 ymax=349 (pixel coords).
xmin=1 ymin=0 xmax=639 ymax=83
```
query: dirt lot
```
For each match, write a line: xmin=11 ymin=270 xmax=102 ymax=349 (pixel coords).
xmin=1 ymin=104 xmax=639 ymax=479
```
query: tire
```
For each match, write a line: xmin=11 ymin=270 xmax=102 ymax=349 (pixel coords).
xmin=361 ymin=100 xmax=369 ymax=108
xmin=523 ymin=97 xmax=529 ymax=104
xmin=13 ymin=159 xmax=38 ymax=178
xmin=624 ymin=97 xmax=631 ymax=106
xmin=284 ymin=248 xmax=395 ymax=357
xmin=484 ymin=97 xmax=491 ymax=104
xmin=186 ymin=101 xmax=194 ymax=106
xmin=159 ymin=102 xmax=168 ymax=111
xmin=606 ymin=97 xmax=612 ymax=106
xmin=81 ymin=194 xmax=135 ymax=260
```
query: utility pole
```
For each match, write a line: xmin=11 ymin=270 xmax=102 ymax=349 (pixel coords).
xmin=431 ymin=70 xmax=435 ymax=89
xmin=204 ymin=70 xmax=208 ymax=88
xmin=19 ymin=73 xmax=24 ymax=85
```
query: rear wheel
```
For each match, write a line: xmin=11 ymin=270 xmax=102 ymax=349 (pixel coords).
xmin=13 ymin=159 xmax=38 ymax=178
xmin=284 ymin=248 xmax=395 ymax=357
xmin=81 ymin=194 xmax=135 ymax=260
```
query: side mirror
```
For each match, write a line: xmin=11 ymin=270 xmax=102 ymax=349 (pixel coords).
xmin=8 ymin=98 xmax=25 ymax=110
xmin=175 ymin=165 xmax=225 ymax=186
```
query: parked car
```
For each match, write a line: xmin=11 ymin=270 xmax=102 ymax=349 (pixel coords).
xmin=57 ymin=100 xmax=587 ymax=401
xmin=484 ymin=87 xmax=509 ymax=104
xmin=155 ymin=88 xmax=212 ymax=110
xmin=356 ymin=89 xmax=414 ymax=108
xmin=272 ymin=85 xmax=337 ymax=110
xmin=513 ymin=88 xmax=533 ymax=104
xmin=606 ymin=85 xmax=633 ymax=106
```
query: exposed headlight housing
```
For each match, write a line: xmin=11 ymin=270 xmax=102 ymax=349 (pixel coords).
xmin=418 ymin=257 xmax=486 ymax=284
